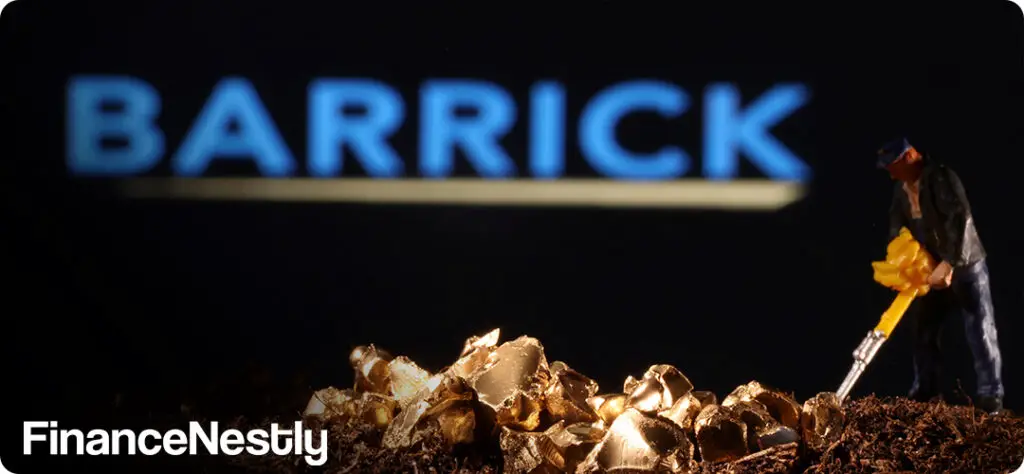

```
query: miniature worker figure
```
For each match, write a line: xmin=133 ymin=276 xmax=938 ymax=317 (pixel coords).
xmin=877 ymin=138 xmax=1004 ymax=414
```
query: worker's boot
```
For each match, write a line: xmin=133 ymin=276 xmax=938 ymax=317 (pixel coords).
xmin=975 ymin=395 xmax=1003 ymax=415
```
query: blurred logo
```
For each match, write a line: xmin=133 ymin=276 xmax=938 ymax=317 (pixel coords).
xmin=66 ymin=75 xmax=812 ymax=210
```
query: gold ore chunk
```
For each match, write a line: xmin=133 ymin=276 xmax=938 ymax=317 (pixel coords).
xmin=722 ymin=381 xmax=802 ymax=430
xmin=382 ymin=372 xmax=476 ymax=449
xmin=587 ymin=393 xmax=628 ymax=426
xmin=349 ymin=344 xmax=392 ymax=394
xmin=694 ymin=404 xmax=749 ymax=463
xmin=359 ymin=392 xmax=398 ymax=429
xmin=469 ymin=335 xmax=549 ymax=430
xmin=800 ymin=392 xmax=845 ymax=451
xmin=501 ymin=421 xmax=607 ymax=474
xmin=500 ymin=423 xmax=566 ymax=474
xmin=623 ymin=375 xmax=641 ymax=394
xmin=659 ymin=392 xmax=704 ymax=432
xmin=303 ymin=388 xmax=395 ymax=429
xmin=625 ymin=365 xmax=694 ymax=413
xmin=626 ymin=377 xmax=666 ymax=413
xmin=726 ymin=400 xmax=800 ymax=452
xmin=436 ymin=402 xmax=476 ymax=446
xmin=303 ymin=387 xmax=358 ymax=420
xmin=693 ymin=391 xmax=717 ymax=407
xmin=576 ymin=408 xmax=696 ymax=473
xmin=548 ymin=422 xmax=606 ymax=473
xmin=387 ymin=356 xmax=432 ymax=406
xmin=449 ymin=328 xmax=501 ymax=380
xmin=544 ymin=361 xmax=600 ymax=424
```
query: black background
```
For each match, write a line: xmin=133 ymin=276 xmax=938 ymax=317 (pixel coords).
xmin=4 ymin=1 xmax=1024 ymax=472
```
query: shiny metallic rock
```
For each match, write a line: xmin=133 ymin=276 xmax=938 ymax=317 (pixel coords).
xmin=303 ymin=387 xmax=357 ymax=419
xmin=548 ymin=422 xmax=605 ymax=473
xmin=576 ymin=408 xmax=695 ymax=473
xmin=500 ymin=423 xmax=566 ymax=474
xmin=659 ymin=392 xmax=704 ymax=432
xmin=625 ymin=365 xmax=694 ymax=414
xmin=545 ymin=361 xmax=600 ymax=424
xmin=623 ymin=375 xmax=641 ymax=394
xmin=501 ymin=420 xmax=608 ymax=474
xmin=694 ymin=404 xmax=749 ymax=463
xmin=587 ymin=393 xmax=628 ymax=426
xmin=722 ymin=381 xmax=802 ymax=430
xmin=643 ymin=365 xmax=694 ymax=403
xmin=449 ymin=328 xmax=501 ymax=380
xmin=692 ymin=391 xmax=717 ymax=407
xmin=468 ymin=336 xmax=550 ymax=430
xmin=436 ymin=402 xmax=477 ymax=446
xmin=801 ymin=392 xmax=845 ymax=451
xmin=381 ymin=399 xmax=434 ymax=450
xmin=350 ymin=344 xmax=392 ymax=394
xmin=757 ymin=425 xmax=800 ymax=451
xmin=726 ymin=400 xmax=800 ymax=451
xmin=387 ymin=356 xmax=432 ymax=407
xmin=382 ymin=372 xmax=476 ymax=449
xmin=360 ymin=392 xmax=398 ymax=429
xmin=303 ymin=387 xmax=396 ymax=429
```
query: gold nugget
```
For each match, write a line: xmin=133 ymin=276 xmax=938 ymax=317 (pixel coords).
xmin=694 ymin=405 xmax=748 ymax=463
xmin=436 ymin=403 xmax=476 ymax=446
xmin=359 ymin=392 xmax=397 ymax=429
xmin=643 ymin=365 xmax=694 ymax=403
xmin=722 ymin=381 xmax=802 ymax=431
xmin=303 ymin=388 xmax=395 ymax=429
xmin=548 ymin=422 xmax=605 ymax=473
xmin=387 ymin=356 xmax=432 ymax=406
xmin=500 ymin=424 xmax=565 ymax=474
xmin=726 ymin=400 xmax=799 ymax=452
xmin=659 ymin=392 xmax=704 ymax=432
xmin=801 ymin=392 xmax=845 ymax=451
xmin=382 ymin=372 xmax=476 ymax=449
xmin=587 ymin=393 xmax=628 ymax=426
xmin=501 ymin=421 xmax=607 ymax=474
xmin=469 ymin=336 xmax=550 ymax=430
xmin=350 ymin=345 xmax=392 ymax=394
xmin=623 ymin=375 xmax=641 ymax=394
xmin=625 ymin=365 xmax=694 ymax=414
xmin=577 ymin=408 xmax=695 ymax=473
xmin=544 ymin=361 xmax=600 ymax=424
xmin=449 ymin=328 xmax=501 ymax=380
xmin=303 ymin=387 xmax=358 ymax=420
xmin=692 ymin=391 xmax=717 ymax=407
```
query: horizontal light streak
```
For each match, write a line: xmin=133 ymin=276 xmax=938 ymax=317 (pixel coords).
xmin=117 ymin=178 xmax=806 ymax=210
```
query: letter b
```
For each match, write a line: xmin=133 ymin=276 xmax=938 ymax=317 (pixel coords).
xmin=66 ymin=76 xmax=164 ymax=175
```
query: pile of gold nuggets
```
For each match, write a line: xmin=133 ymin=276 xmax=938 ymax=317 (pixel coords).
xmin=303 ymin=329 xmax=846 ymax=473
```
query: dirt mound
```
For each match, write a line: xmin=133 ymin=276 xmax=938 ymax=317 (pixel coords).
xmin=806 ymin=396 xmax=1023 ymax=474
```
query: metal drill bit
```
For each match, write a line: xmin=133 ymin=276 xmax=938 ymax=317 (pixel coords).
xmin=837 ymin=330 xmax=887 ymax=403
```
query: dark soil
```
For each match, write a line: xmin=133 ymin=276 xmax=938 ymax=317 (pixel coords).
xmin=805 ymin=396 xmax=1024 ymax=474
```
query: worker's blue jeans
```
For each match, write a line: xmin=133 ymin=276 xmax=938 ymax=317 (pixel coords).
xmin=909 ymin=259 xmax=1004 ymax=399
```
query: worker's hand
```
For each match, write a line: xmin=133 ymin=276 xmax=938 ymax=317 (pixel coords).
xmin=928 ymin=261 xmax=953 ymax=289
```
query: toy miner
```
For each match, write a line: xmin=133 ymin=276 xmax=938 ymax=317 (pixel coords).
xmin=875 ymin=138 xmax=1004 ymax=413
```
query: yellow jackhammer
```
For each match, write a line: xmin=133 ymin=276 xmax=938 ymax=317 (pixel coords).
xmin=836 ymin=227 xmax=937 ymax=404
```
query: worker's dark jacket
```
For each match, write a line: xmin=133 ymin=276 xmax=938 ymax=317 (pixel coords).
xmin=888 ymin=162 xmax=986 ymax=268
